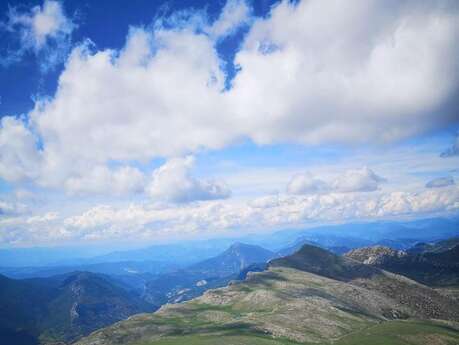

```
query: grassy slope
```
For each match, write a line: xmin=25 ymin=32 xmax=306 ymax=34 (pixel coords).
xmin=132 ymin=320 xmax=459 ymax=345
xmin=76 ymin=246 xmax=459 ymax=345
xmin=78 ymin=265 xmax=459 ymax=345
xmin=334 ymin=320 xmax=459 ymax=345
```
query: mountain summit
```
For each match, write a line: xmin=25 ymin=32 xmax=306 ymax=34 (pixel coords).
xmin=188 ymin=242 xmax=276 ymax=277
xmin=270 ymin=243 xmax=378 ymax=281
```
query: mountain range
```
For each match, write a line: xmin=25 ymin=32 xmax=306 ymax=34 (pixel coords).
xmin=143 ymin=243 xmax=276 ymax=305
xmin=0 ymin=242 xmax=276 ymax=344
xmin=2 ymin=216 xmax=458 ymax=268
xmin=75 ymin=243 xmax=459 ymax=345
xmin=1 ymin=217 xmax=459 ymax=344
xmin=0 ymin=271 xmax=154 ymax=345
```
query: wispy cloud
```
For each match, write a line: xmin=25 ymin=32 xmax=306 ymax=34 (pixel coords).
xmin=426 ymin=176 xmax=455 ymax=189
xmin=206 ymin=0 xmax=251 ymax=40
xmin=0 ymin=0 xmax=75 ymax=72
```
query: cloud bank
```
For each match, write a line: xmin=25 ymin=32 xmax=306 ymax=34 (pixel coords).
xmin=3 ymin=185 xmax=459 ymax=246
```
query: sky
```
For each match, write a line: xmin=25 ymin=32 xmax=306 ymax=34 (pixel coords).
xmin=0 ymin=0 xmax=458 ymax=248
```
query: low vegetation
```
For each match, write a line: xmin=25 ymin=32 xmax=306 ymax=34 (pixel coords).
xmin=75 ymin=245 xmax=459 ymax=345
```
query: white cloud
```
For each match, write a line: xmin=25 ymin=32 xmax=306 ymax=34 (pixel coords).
xmin=332 ymin=167 xmax=386 ymax=193
xmin=1 ymin=0 xmax=75 ymax=71
xmin=2 ymin=185 xmax=458 ymax=246
xmin=26 ymin=211 xmax=58 ymax=224
xmin=0 ymin=200 xmax=27 ymax=216
xmin=1 ymin=0 xmax=458 ymax=199
xmin=230 ymin=0 xmax=459 ymax=144
xmin=147 ymin=156 xmax=230 ymax=203
xmin=286 ymin=172 xmax=329 ymax=195
xmin=26 ymin=26 xmax=234 ymax=189
xmin=0 ymin=23 xmax=232 ymax=195
xmin=64 ymin=165 xmax=146 ymax=196
xmin=426 ymin=176 xmax=455 ymax=189
xmin=286 ymin=167 xmax=385 ymax=195
xmin=0 ymin=114 xmax=147 ymax=196
xmin=207 ymin=0 xmax=251 ymax=39
xmin=0 ymin=117 xmax=42 ymax=182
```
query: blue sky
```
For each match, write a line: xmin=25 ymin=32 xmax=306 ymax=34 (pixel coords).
xmin=0 ymin=0 xmax=458 ymax=248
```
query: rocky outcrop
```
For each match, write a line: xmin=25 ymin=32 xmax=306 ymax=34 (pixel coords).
xmin=344 ymin=245 xmax=407 ymax=265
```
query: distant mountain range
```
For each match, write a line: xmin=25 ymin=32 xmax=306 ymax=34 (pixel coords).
xmin=75 ymin=215 xmax=459 ymax=263
xmin=143 ymin=243 xmax=276 ymax=305
xmin=0 ymin=271 xmax=154 ymax=345
xmin=2 ymin=216 xmax=458 ymax=268
xmin=0 ymin=260 xmax=180 ymax=279
xmin=0 ymin=242 xmax=276 ymax=344
xmin=75 ymin=243 xmax=459 ymax=345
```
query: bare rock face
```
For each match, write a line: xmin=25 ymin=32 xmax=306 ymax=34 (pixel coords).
xmin=345 ymin=245 xmax=407 ymax=265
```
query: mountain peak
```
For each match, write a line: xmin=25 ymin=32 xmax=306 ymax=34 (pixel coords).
xmin=227 ymin=241 xmax=246 ymax=250
xmin=226 ymin=242 xmax=264 ymax=252
xmin=270 ymin=243 xmax=378 ymax=281
xmin=188 ymin=243 xmax=275 ymax=278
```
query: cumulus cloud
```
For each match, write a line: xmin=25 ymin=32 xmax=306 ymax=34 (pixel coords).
xmin=16 ymin=25 xmax=235 ymax=192
xmin=0 ymin=114 xmax=147 ymax=196
xmin=3 ymin=185 xmax=458 ymax=246
xmin=230 ymin=0 xmax=459 ymax=144
xmin=286 ymin=173 xmax=330 ymax=195
xmin=332 ymin=167 xmax=386 ymax=193
xmin=1 ymin=0 xmax=458 ymax=196
xmin=287 ymin=167 xmax=385 ymax=195
xmin=147 ymin=156 xmax=231 ymax=203
xmin=0 ymin=117 xmax=42 ymax=182
xmin=1 ymin=0 xmax=75 ymax=71
xmin=426 ymin=176 xmax=455 ymax=188
xmin=440 ymin=136 xmax=459 ymax=157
